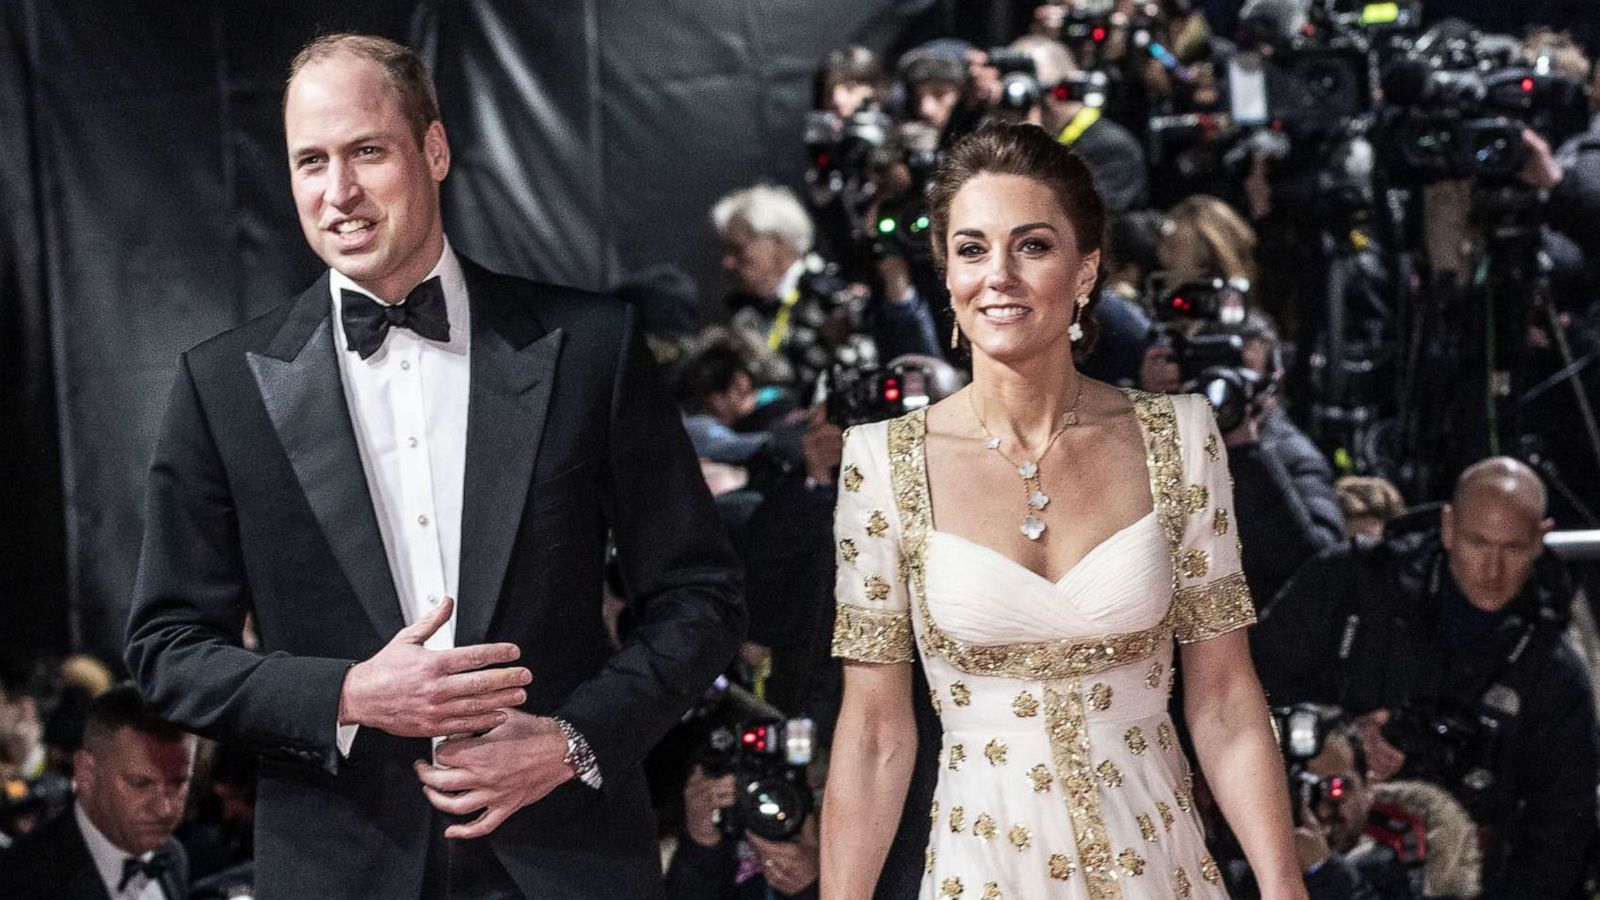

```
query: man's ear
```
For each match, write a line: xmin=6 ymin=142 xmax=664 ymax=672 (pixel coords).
xmin=424 ymin=120 xmax=451 ymax=181
xmin=1439 ymin=503 xmax=1455 ymax=550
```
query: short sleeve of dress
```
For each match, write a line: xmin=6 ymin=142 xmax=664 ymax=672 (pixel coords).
xmin=830 ymin=421 xmax=915 ymax=664
xmin=1170 ymin=395 xmax=1256 ymax=644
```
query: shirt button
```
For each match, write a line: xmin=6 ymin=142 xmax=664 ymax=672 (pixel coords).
xmin=417 ymin=514 xmax=430 ymax=526
xmin=400 ymin=360 xmax=411 ymax=371
xmin=427 ymin=594 xmax=439 ymax=605
xmin=407 ymin=437 xmax=418 ymax=448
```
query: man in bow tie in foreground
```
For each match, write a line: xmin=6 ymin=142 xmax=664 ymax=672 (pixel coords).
xmin=0 ymin=686 xmax=194 ymax=900
xmin=124 ymin=32 xmax=744 ymax=899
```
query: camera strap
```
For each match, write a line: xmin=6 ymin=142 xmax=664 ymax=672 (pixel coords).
xmin=766 ymin=285 xmax=803 ymax=351
xmin=1057 ymin=107 xmax=1101 ymax=146
xmin=1426 ymin=553 xmax=1538 ymax=722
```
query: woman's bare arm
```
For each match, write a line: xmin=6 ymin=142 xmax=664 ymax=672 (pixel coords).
xmin=820 ymin=659 xmax=918 ymax=899
xmin=1182 ymin=631 xmax=1308 ymax=900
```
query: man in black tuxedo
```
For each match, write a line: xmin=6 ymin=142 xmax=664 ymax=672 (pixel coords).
xmin=0 ymin=686 xmax=193 ymax=900
xmin=123 ymin=33 xmax=744 ymax=899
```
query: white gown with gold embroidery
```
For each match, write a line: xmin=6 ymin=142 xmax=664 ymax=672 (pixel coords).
xmin=832 ymin=391 xmax=1254 ymax=900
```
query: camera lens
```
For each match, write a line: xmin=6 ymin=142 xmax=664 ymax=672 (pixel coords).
xmin=739 ymin=778 xmax=810 ymax=841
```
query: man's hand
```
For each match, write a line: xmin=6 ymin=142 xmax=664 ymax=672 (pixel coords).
xmin=1222 ymin=409 xmax=1262 ymax=449
xmin=1292 ymin=798 xmax=1331 ymax=871
xmin=802 ymin=405 xmax=844 ymax=486
xmin=1517 ymin=127 xmax=1564 ymax=190
xmin=1353 ymin=709 xmax=1406 ymax=781
xmin=682 ymin=764 xmax=736 ymax=848
xmin=416 ymin=710 xmax=574 ymax=839
xmin=876 ymin=255 xmax=915 ymax=305
xmin=1139 ymin=343 xmax=1183 ymax=394
xmin=749 ymin=816 xmax=820 ymax=896
xmin=338 ymin=597 xmax=530 ymax=738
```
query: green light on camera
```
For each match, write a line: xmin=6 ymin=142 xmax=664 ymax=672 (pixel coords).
xmin=911 ymin=215 xmax=930 ymax=232
xmin=878 ymin=218 xmax=897 ymax=234
xmin=1358 ymin=3 xmax=1399 ymax=25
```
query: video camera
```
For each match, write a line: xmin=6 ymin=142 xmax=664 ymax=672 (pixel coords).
xmin=692 ymin=677 xmax=817 ymax=842
xmin=1378 ymin=24 xmax=1588 ymax=179
xmin=1151 ymin=278 xmax=1267 ymax=432
xmin=825 ymin=358 xmax=936 ymax=429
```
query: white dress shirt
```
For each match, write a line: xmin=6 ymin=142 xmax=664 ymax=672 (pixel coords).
xmin=74 ymin=802 xmax=168 ymax=900
xmin=331 ymin=241 xmax=470 ymax=754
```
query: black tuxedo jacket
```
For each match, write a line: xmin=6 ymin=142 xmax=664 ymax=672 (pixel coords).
xmin=0 ymin=808 xmax=189 ymax=900
xmin=125 ymin=260 xmax=745 ymax=899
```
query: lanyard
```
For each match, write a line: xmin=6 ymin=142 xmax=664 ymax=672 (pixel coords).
xmin=767 ymin=286 xmax=803 ymax=351
xmin=1058 ymin=106 xmax=1102 ymax=146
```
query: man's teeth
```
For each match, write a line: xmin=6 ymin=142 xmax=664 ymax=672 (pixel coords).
xmin=335 ymin=219 xmax=373 ymax=234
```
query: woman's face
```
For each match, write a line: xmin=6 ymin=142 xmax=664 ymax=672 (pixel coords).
xmin=944 ymin=172 xmax=1098 ymax=364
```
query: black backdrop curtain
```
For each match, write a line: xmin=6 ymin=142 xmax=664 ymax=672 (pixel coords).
xmin=0 ymin=0 xmax=939 ymax=663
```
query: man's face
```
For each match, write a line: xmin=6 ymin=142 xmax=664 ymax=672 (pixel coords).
xmin=75 ymin=729 xmax=195 ymax=855
xmin=285 ymin=54 xmax=450 ymax=302
xmin=0 ymin=691 xmax=40 ymax=767
xmin=1304 ymin=733 xmax=1371 ymax=854
xmin=705 ymin=371 xmax=757 ymax=426
xmin=913 ymin=82 xmax=961 ymax=131
xmin=828 ymin=81 xmax=875 ymax=119
xmin=721 ymin=224 xmax=797 ymax=299
xmin=1441 ymin=496 xmax=1547 ymax=612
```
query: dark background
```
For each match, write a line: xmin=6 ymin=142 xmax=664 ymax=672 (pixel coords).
xmin=3 ymin=0 xmax=1596 ymax=664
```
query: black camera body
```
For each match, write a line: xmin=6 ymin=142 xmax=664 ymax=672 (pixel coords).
xmin=701 ymin=717 xmax=817 ymax=842
xmin=1380 ymin=702 xmax=1501 ymax=798
xmin=1271 ymin=703 xmax=1352 ymax=826
xmin=826 ymin=359 xmax=934 ymax=429
xmin=1152 ymin=279 xmax=1266 ymax=433
xmin=1379 ymin=32 xmax=1589 ymax=180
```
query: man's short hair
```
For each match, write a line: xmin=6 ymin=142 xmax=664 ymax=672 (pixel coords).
xmin=898 ymin=50 xmax=968 ymax=91
xmin=711 ymin=185 xmax=814 ymax=257
xmin=673 ymin=329 xmax=754 ymax=412
xmin=285 ymin=33 xmax=440 ymax=147
xmin=81 ymin=685 xmax=188 ymax=753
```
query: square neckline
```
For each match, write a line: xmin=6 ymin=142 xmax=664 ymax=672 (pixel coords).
xmin=920 ymin=387 xmax=1161 ymax=586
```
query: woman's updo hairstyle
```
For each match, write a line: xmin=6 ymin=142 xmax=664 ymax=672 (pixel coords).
xmin=926 ymin=122 xmax=1108 ymax=352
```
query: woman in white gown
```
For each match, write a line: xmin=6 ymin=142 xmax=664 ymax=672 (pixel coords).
xmin=820 ymin=124 xmax=1306 ymax=900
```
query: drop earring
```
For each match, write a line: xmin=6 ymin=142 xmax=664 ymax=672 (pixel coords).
xmin=1068 ymin=294 xmax=1088 ymax=342
xmin=951 ymin=319 xmax=961 ymax=349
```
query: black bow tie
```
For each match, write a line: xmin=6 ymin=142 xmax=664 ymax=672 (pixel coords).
xmin=119 ymin=850 xmax=170 ymax=892
xmin=340 ymin=276 xmax=451 ymax=360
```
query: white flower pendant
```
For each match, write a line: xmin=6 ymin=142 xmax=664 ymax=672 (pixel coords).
xmin=1029 ymin=491 xmax=1050 ymax=511
xmin=1021 ymin=515 xmax=1047 ymax=541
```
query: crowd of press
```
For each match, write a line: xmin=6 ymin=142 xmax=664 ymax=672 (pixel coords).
xmin=4 ymin=0 xmax=1600 ymax=897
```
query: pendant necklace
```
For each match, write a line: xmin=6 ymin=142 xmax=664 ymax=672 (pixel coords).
xmin=968 ymin=376 xmax=1084 ymax=541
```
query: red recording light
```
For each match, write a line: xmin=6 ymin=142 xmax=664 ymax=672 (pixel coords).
xmin=1172 ymin=296 xmax=1189 ymax=311
xmin=1520 ymin=77 xmax=1535 ymax=93
xmin=817 ymin=153 xmax=830 ymax=167
xmin=1091 ymin=27 xmax=1107 ymax=41
xmin=884 ymin=378 xmax=901 ymax=402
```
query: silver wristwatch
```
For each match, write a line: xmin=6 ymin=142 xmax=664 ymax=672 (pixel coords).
xmin=553 ymin=717 xmax=602 ymax=789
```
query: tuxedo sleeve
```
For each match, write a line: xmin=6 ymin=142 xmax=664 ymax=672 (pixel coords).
xmin=125 ymin=353 xmax=353 ymax=773
xmin=554 ymin=306 xmax=746 ymax=785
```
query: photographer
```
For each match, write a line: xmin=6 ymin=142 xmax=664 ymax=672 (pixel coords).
xmin=1273 ymin=706 xmax=1481 ymax=899
xmin=1011 ymin=34 xmax=1150 ymax=211
xmin=1254 ymin=458 xmax=1600 ymax=899
xmin=712 ymin=185 xmax=942 ymax=398
xmin=666 ymin=763 xmax=820 ymax=900
xmin=1142 ymin=274 xmax=1344 ymax=601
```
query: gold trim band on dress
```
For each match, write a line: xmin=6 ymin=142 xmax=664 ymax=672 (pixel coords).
xmin=1045 ymin=680 xmax=1123 ymax=900
xmin=832 ymin=602 xmax=916 ymax=663
xmin=1171 ymin=571 xmax=1255 ymax=644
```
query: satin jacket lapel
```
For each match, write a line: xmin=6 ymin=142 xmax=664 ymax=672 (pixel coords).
xmin=246 ymin=275 xmax=406 ymax=639
xmin=455 ymin=266 xmax=562 ymax=646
